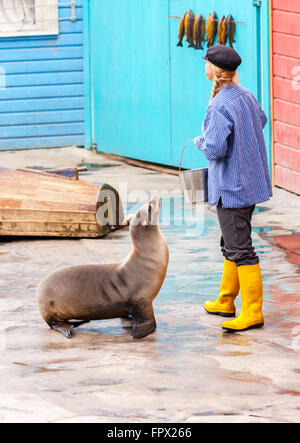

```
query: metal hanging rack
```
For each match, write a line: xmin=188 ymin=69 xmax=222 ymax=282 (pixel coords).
xmin=169 ymin=15 xmax=244 ymax=24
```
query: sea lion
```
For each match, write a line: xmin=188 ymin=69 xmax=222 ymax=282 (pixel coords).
xmin=36 ymin=196 xmax=169 ymax=340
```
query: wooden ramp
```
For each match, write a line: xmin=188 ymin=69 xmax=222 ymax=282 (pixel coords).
xmin=0 ymin=168 xmax=125 ymax=238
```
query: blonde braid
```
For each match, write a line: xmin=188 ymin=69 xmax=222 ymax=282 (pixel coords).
xmin=210 ymin=64 xmax=239 ymax=103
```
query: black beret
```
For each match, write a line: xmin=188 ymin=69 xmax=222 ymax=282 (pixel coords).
xmin=202 ymin=45 xmax=242 ymax=71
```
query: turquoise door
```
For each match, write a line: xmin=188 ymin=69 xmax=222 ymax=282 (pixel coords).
xmin=84 ymin=0 xmax=270 ymax=170
xmin=85 ymin=0 xmax=172 ymax=165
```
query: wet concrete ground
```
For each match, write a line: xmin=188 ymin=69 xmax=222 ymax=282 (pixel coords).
xmin=0 ymin=147 xmax=299 ymax=423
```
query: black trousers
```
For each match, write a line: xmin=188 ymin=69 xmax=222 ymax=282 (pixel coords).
xmin=217 ymin=198 xmax=259 ymax=267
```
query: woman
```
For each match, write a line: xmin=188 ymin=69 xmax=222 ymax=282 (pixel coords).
xmin=194 ymin=45 xmax=272 ymax=333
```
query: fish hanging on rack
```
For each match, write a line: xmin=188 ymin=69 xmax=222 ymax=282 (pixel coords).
xmin=177 ymin=12 xmax=187 ymax=47
xmin=194 ymin=14 xmax=205 ymax=50
xmin=185 ymin=9 xmax=196 ymax=48
xmin=217 ymin=15 xmax=227 ymax=45
xmin=225 ymin=14 xmax=236 ymax=48
xmin=206 ymin=11 xmax=217 ymax=47
xmin=184 ymin=10 xmax=190 ymax=42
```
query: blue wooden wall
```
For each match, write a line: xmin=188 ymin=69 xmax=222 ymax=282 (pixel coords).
xmin=0 ymin=0 xmax=84 ymax=151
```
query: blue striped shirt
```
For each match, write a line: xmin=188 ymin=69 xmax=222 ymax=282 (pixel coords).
xmin=196 ymin=84 xmax=273 ymax=208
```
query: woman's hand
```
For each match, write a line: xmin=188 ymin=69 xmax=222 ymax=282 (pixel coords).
xmin=194 ymin=137 xmax=199 ymax=148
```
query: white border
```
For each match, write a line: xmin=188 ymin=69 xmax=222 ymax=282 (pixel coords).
xmin=0 ymin=0 xmax=58 ymax=38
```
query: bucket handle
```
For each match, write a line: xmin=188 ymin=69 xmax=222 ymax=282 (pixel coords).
xmin=179 ymin=138 xmax=197 ymax=173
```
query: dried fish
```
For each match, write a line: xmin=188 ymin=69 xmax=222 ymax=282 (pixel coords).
xmin=206 ymin=11 xmax=217 ymax=47
xmin=225 ymin=14 xmax=236 ymax=48
xmin=184 ymin=10 xmax=190 ymax=41
xmin=194 ymin=14 xmax=205 ymax=50
xmin=186 ymin=9 xmax=196 ymax=48
xmin=177 ymin=12 xmax=187 ymax=47
xmin=217 ymin=15 xmax=227 ymax=45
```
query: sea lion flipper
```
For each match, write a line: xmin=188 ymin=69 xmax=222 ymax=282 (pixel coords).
xmin=131 ymin=302 xmax=156 ymax=339
xmin=51 ymin=322 xmax=74 ymax=339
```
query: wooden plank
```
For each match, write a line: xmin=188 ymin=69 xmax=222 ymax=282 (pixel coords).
xmin=0 ymin=231 xmax=100 ymax=238
xmin=0 ymin=197 xmax=96 ymax=212
xmin=273 ymin=54 xmax=300 ymax=81
xmin=103 ymin=152 xmax=179 ymax=176
xmin=0 ymin=169 xmax=100 ymax=204
xmin=0 ymin=34 xmax=83 ymax=50
xmin=1 ymin=59 xmax=83 ymax=75
xmin=273 ymin=32 xmax=300 ymax=58
xmin=272 ymin=10 xmax=300 ymax=37
xmin=0 ymin=221 xmax=100 ymax=235
xmin=0 ymin=98 xmax=84 ymax=114
xmin=0 ymin=135 xmax=84 ymax=150
xmin=0 ymin=46 xmax=83 ymax=62
xmin=0 ymin=110 xmax=84 ymax=126
xmin=274 ymin=99 xmax=300 ymax=127
xmin=0 ymin=122 xmax=84 ymax=139
xmin=0 ymin=171 xmax=100 ymax=216
xmin=58 ymin=20 xmax=83 ymax=34
xmin=274 ymin=121 xmax=300 ymax=150
xmin=275 ymin=164 xmax=300 ymax=195
xmin=0 ymin=84 xmax=83 ymax=101
xmin=0 ymin=208 xmax=96 ymax=223
xmin=273 ymin=0 xmax=300 ymax=14
xmin=273 ymin=77 xmax=300 ymax=105
xmin=274 ymin=143 xmax=300 ymax=173
xmin=5 ymin=71 xmax=83 ymax=88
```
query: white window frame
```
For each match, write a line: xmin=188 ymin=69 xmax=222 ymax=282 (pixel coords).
xmin=0 ymin=0 xmax=59 ymax=38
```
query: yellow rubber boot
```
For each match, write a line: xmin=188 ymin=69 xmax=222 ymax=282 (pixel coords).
xmin=222 ymin=264 xmax=264 ymax=332
xmin=204 ymin=259 xmax=239 ymax=317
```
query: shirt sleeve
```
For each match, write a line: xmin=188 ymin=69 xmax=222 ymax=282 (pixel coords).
xmin=196 ymin=106 xmax=233 ymax=160
xmin=259 ymin=107 xmax=268 ymax=129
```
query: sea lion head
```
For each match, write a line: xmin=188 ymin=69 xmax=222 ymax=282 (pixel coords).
xmin=131 ymin=196 xmax=161 ymax=227
xmin=129 ymin=196 xmax=162 ymax=248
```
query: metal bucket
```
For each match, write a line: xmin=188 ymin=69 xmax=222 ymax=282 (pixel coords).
xmin=179 ymin=139 xmax=208 ymax=204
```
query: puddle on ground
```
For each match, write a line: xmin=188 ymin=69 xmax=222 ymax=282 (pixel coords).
xmin=77 ymin=162 xmax=119 ymax=172
xmin=253 ymin=226 xmax=274 ymax=235
xmin=254 ymin=206 xmax=271 ymax=214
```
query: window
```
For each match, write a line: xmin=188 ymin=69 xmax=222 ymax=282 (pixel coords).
xmin=0 ymin=0 xmax=58 ymax=37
